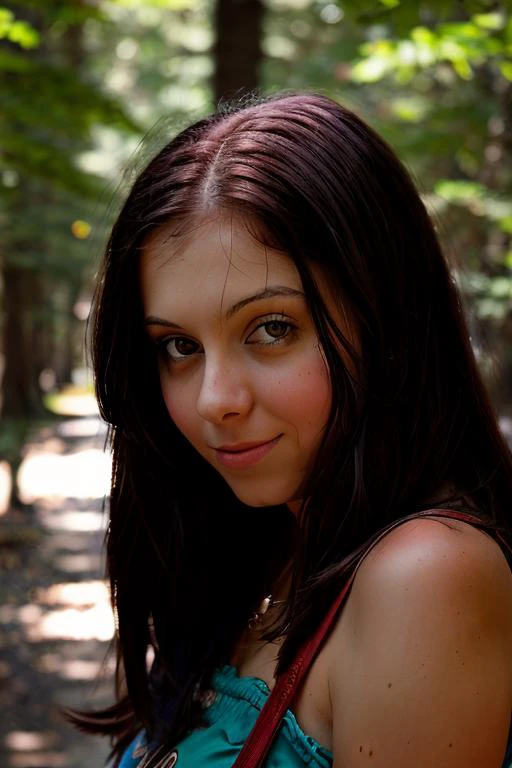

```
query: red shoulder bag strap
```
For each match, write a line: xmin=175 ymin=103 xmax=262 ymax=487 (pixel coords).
xmin=232 ymin=508 xmax=511 ymax=768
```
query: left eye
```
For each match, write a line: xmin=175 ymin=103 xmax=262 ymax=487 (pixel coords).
xmin=263 ymin=321 xmax=289 ymax=338
xmin=247 ymin=319 xmax=293 ymax=345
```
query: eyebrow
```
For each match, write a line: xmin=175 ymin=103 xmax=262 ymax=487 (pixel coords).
xmin=145 ymin=286 xmax=305 ymax=329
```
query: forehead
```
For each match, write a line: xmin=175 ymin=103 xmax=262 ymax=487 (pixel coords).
xmin=140 ymin=213 xmax=303 ymax=308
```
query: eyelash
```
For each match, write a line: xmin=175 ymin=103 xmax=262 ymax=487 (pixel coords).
xmin=155 ymin=315 xmax=297 ymax=362
xmin=247 ymin=316 xmax=297 ymax=347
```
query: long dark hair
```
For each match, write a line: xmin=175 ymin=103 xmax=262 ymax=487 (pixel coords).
xmin=73 ymin=92 xmax=512 ymax=763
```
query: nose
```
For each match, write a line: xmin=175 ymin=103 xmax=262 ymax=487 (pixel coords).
xmin=196 ymin=355 xmax=253 ymax=424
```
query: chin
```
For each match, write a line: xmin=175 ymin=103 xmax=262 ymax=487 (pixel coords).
xmin=228 ymin=482 xmax=298 ymax=509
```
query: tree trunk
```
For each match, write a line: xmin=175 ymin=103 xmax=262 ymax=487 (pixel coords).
xmin=0 ymin=3 xmax=87 ymax=414
xmin=212 ymin=0 xmax=264 ymax=104
xmin=53 ymin=284 xmax=81 ymax=388
xmin=1 ymin=265 xmax=45 ymax=417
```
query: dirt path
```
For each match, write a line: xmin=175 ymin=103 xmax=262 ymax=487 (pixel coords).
xmin=3 ymin=409 xmax=510 ymax=768
xmin=0 ymin=416 xmax=115 ymax=768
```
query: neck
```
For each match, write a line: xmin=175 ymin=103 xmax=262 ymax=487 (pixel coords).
xmin=286 ymin=498 xmax=303 ymax=517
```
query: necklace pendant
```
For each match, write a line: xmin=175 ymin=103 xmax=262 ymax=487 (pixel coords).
xmin=248 ymin=594 xmax=273 ymax=630
xmin=258 ymin=596 xmax=272 ymax=616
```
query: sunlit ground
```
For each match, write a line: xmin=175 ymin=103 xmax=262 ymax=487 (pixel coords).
xmin=0 ymin=460 xmax=11 ymax=516
xmin=18 ymin=418 xmax=110 ymax=504
xmin=43 ymin=387 xmax=99 ymax=418
xmin=2 ymin=397 xmax=511 ymax=767
xmin=1 ymin=412 xmax=114 ymax=768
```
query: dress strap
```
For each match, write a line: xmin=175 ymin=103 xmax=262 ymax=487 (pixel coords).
xmin=232 ymin=508 xmax=510 ymax=768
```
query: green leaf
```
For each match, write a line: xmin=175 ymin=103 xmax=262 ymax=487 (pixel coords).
xmin=110 ymin=0 xmax=197 ymax=8
xmin=439 ymin=22 xmax=485 ymax=40
xmin=389 ymin=95 xmax=428 ymax=122
xmin=472 ymin=12 xmax=505 ymax=31
xmin=410 ymin=26 xmax=436 ymax=46
xmin=0 ymin=8 xmax=39 ymax=48
xmin=478 ymin=297 xmax=508 ymax=319
xmin=499 ymin=216 xmax=512 ymax=234
xmin=435 ymin=180 xmax=486 ymax=201
xmin=499 ymin=61 xmax=512 ymax=81
xmin=490 ymin=277 xmax=512 ymax=298
xmin=451 ymin=57 xmax=473 ymax=79
xmin=0 ymin=8 xmax=14 ymax=28
xmin=351 ymin=55 xmax=391 ymax=82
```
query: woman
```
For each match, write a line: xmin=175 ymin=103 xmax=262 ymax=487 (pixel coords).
xmin=79 ymin=92 xmax=512 ymax=766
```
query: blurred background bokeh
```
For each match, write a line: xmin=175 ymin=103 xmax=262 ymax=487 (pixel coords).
xmin=1 ymin=0 xmax=511 ymax=766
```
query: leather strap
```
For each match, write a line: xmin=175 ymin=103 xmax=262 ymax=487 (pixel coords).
xmin=232 ymin=508 xmax=511 ymax=768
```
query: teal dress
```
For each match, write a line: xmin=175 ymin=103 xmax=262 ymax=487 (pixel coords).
xmin=119 ymin=663 xmax=512 ymax=767
xmin=119 ymin=664 xmax=332 ymax=767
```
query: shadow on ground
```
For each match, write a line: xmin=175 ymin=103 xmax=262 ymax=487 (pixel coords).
xmin=0 ymin=416 xmax=115 ymax=768
xmin=3 ymin=410 xmax=511 ymax=768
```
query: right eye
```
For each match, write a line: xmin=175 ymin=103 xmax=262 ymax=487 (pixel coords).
xmin=162 ymin=337 xmax=202 ymax=361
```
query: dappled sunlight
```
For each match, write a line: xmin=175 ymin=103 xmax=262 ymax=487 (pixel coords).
xmin=18 ymin=603 xmax=43 ymax=624
xmin=36 ymin=651 xmax=115 ymax=681
xmin=18 ymin=448 xmax=111 ymax=503
xmin=0 ymin=460 xmax=12 ymax=516
xmin=34 ymin=516 xmax=106 ymax=574
xmin=29 ymin=436 xmax=67 ymax=454
xmin=43 ymin=528 xmax=98 ymax=550
xmin=10 ymin=751 xmax=66 ymax=768
xmin=37 ymin=648 xmax=116 ymax=684
xmin=52 ymin=552 xmax=103 ymax=574
xmin=55 ymin=417 xmax=108 ymax=439
xmin=45 ymin=392 xmax=99 ymax=417
xmin=26 ymin=603 xmax=115 ymax=642
xmin=5 ymin=730 xmax=66 ymax=768
xmin=37 ymin=580 xmax=110 ymax=606
xmin=58 ymin=658 xmax=109 ymax=681
xmin=12 ymin=580 xmax=115 ymax=643
xmin=0 ymin=604 xmax=17 ymax=624
xmin=38 ymin=508 xmax=106 ymax=533
xmin=5 ymin=732 xmax=57 ymax=752
xmin=1 ymin=415 xmax=115 ymax=767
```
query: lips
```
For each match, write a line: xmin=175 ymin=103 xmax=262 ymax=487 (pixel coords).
xmin=216 ymin=439 xmax=277 ymax=453
xmin=212 ymin=435 xmax=282 ymax=468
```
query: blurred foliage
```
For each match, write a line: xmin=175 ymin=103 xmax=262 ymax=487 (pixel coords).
xmin=0 ymin=0 xmax=140 ymax=319
xmin=345 ymin=2 xmax=512 ymax=352
xmin=262 ymin=0 xmax=512 ymax=399
xmin=0 ymin=7 xmax=39 ymax=47
xmin=1 ymin=0 xmax=512 ymax=420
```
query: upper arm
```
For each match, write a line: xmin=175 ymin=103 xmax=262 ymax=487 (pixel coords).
xmin=328 ymin=519 xmax=512 ymax=768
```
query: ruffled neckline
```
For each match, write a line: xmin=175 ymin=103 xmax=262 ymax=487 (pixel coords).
xmin=209 ymin=664 xmax=333 ymax=765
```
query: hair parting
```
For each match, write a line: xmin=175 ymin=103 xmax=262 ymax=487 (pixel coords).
xmin=70 ymin=91 xmax=512 ymax=763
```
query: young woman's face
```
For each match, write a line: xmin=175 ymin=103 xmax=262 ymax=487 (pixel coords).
xmin=140 ymin=213 xmax=332 ymax=510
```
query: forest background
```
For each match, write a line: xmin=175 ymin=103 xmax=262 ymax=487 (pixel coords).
xmin=0 ymin=1 xmax=512 ymax=765
xmin=1 ymin=0 xmax=512 ymax=483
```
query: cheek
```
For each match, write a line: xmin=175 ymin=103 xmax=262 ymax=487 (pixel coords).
xmin=160 ymin=374 xmax=198 ymax=441
xmin=265 ymin=348 xmax=332 ymax=430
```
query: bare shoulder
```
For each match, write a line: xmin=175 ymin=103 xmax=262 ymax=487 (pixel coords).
xmin=327 ymin=518 xmax=512 ymax=767
xmin=352 ymin=516 xmax=512 ymax=613
xmin=335 ymin=516 xmax=512 ymax=666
